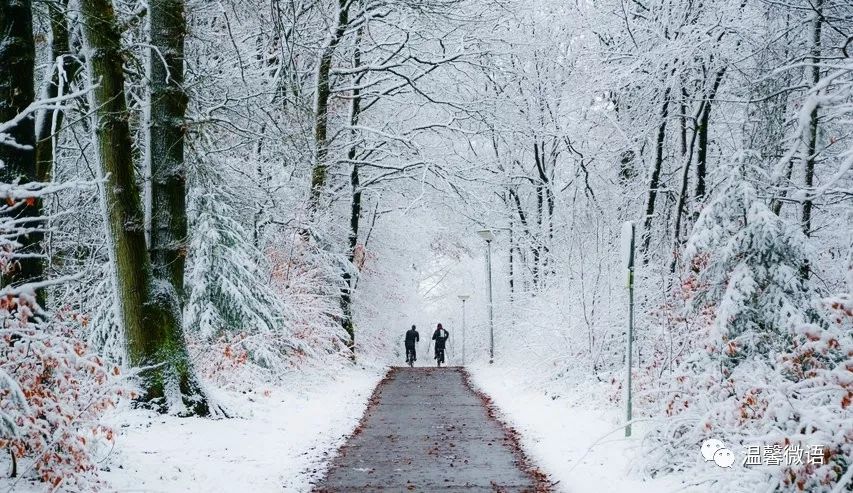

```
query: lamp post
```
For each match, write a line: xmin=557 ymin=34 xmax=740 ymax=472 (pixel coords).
xmin=458 ymin=294 xmax=470 ymax=365
xmin=621 ymin=221 xmax=636 ymax=437
xmin=477 ymin=229 xmax=495 ymax=363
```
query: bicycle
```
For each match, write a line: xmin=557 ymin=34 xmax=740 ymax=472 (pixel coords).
xmin=435 ymin=348 xmax=445 ymax=367
xmin=405 ymin=347 xmax=416 ymax=367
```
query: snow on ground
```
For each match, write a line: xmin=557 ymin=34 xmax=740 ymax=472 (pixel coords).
xmin=466 ymin=364 xmax=702 ymax=493
xmin=93 ymin=365 xmax=385 ymax=493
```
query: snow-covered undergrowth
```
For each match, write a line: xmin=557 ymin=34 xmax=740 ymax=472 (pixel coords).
xmin=467 ymin=364 xmax=696 ymax=493
xmin=2 ymin=365 xmax=385 ymax=493
xmin=635 ymin=181 xmax=853 ymax=493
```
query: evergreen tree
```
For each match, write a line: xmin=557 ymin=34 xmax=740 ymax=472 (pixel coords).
xmin=185 ymin=184 xmax=305 ymax=373
xmin=684 ymin=176 xmax=822 ymax=367
xmin=645 ymin=173 xmax=850 ymax=490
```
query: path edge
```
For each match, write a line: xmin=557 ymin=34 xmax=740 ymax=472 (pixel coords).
xmin=459 ymin=368 xmax=556 ymax=492
xmin=311 ymin=366 xmax=393 ymax=492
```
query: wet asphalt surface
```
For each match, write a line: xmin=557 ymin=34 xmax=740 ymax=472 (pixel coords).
xmin=314 ymin=367 xmax=542 ymax=492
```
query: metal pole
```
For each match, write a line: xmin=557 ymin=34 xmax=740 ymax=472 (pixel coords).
xmin=624 ymin=222 xmax=636 ymax=437
xmin=486 ymin=239 xmax=494 ymax=364
xmin=462 ymin=299 xmax=467 ymax=366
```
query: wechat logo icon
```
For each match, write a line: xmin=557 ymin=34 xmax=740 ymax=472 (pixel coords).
xmin=701 ymin=438 xmax=735 ymax=468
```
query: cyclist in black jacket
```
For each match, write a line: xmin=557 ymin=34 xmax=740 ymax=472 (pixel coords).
xmin=432 ymin=323 xmax=449 ymax=367
xmin=404 ymin=325 xmax=419 ymax=366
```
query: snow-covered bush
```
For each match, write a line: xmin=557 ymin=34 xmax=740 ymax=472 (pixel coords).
xmin=1 ymin=295 xmax=128 ymax=490
xmin=185 ymin=181 xmax=348 ymax=387
xmin=265 ymin=235 xmax=351 ymax=360
xmin=0 ymin=187 xmax=128 ymax=490
xmin=640 ymin=177 xmax=852 ymax=491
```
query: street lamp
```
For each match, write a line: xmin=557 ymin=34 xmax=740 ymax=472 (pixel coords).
xmin=621 ymin=221 xmax=636 ymax=437
xmin=477 ymin=229 xmax=495 ymax=363
xmin=458 ymin=294 xmax=470 ymax=365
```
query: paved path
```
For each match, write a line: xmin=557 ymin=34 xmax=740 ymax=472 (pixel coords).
xmin=315 ymin=367 xmax=547 ymax=492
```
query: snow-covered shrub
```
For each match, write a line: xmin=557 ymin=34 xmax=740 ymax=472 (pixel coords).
xmin=265 ymin=235 xmax=351 ymax=360
xmin=185 ymin=184 xmax=347 ymax=387
xmin=1 ymin=294 xmax=128 ymax=490
xmin=185 ymin=190 xmax=303 ymax=378
xmin=0 ymin=187 xmax=128 ymax=490
xmin=641 ymin=177 xmax=852 ymax=491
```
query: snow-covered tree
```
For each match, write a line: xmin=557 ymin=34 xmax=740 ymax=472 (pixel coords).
xmin=0 ymin=177 xmax=128 ymax=489
xmin=642 ymin=174 xmax=851 ymax=491
xmin=684 ymin=178 xmax=821 ymax=362
xmin=184 ymin=183 xmax=321 ymax=380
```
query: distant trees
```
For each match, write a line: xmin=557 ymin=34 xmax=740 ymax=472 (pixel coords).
xmin=303 ymin=0 xmax=468 ymax=352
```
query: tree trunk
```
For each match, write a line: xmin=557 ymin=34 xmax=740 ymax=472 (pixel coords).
xmin=35 ymin=0 xmax=77 ymax=183
xmin=307 ymin=0 xmax=350 ymax=215
xmin=694 ymin=67 xmax=726 ymax=205
xmin=802 ymin=0 xmax=823 ymax=237
xmin=508 ymin=217 xmax=515 ymax=302
xmin=801 ymin=0 xmax=823 ymax=278
xmin=641 ymin=87 xmax=672 ymax=259
xmin=534 ymin=182 xmax=542 ymax=291
xmin=149 ymin=0 xmax=189 ymax=301
xmin=0 ymin=0 xmax=44 ymax=302
xmin=509 ymin=187 xmax=533 ymax=291
xmin=669 ymin=101 xmax=702 ymax=273
xmin=770 ymin=157 xmax=795 ymax=216
xmin=339 ymin=25 xmax=364 ymax=357
xmin=341 ymin=160 xmax=359 ymax=355
xmin=532 ymin=141 xmax=544 ymax=291
xmin=79 ymin=0 xmax=213 ymax=416
xmin=679 ymin=87 xmax=688 ymax=157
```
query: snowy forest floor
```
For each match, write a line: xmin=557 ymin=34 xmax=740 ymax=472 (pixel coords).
xmin=1 ymin=366 xmax=384 ymax=493
xmin=466 ymin=365 xmax=702 ymax=493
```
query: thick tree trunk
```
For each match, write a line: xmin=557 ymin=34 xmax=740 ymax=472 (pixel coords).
xmin=307 ymin=0 xmax=350 ymax=215
xmin=79 ymin=0 xmax=213 ymax=416
xmin=149 ymin=0 xmax=189 ymax=300
xmin=0 ymin=0 xmax=44 ymax=302
xmin=641 ymin=87 xmax=671 ymax=259
xmin=35 ymin=0 xmax=77 ymax=183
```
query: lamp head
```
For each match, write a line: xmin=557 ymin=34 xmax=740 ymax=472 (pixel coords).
xmin=458 ymin=294 xmax=471 ymax=301
xmin=477 ymin=229 xmax=495 ymax=242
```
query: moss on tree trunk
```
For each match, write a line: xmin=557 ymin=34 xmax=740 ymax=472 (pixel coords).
xmin=79 ymin=0 xmax=213 ymax=416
